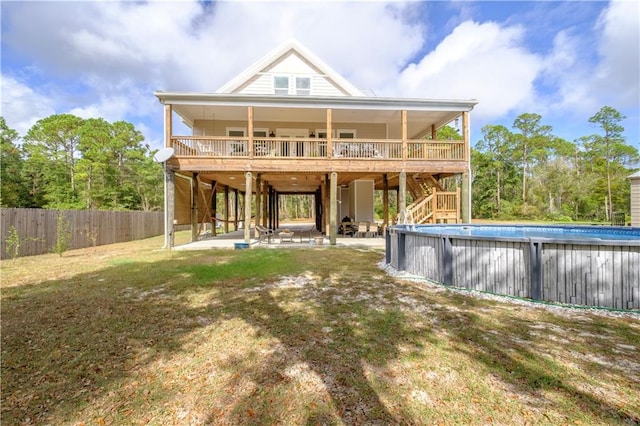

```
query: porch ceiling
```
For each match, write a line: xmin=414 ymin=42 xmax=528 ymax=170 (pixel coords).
xmin=157 ymin=92 xmax=477 ymax=139
xmin=175 ymin=105 xmax=458 ymax=139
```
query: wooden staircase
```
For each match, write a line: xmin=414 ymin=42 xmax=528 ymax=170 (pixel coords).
xmin=404 ymin=175 xmax=461 ymax=224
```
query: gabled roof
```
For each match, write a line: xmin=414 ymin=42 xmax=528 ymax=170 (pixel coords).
xmin=216 ymin=38 xmax=365 ymax=96
xmin=630 ymin=171 xmax=640 ymax=179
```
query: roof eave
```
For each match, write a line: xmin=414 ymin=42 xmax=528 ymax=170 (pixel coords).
xmin=153 ymin=91 xmax=478 ymax=112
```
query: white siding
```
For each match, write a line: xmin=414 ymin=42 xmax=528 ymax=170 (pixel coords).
xmin=234 ymin=50 xmax=349 ymax=96
xmin=312 ymin=75 xmax=348 ymax=96
xmin=236 ymin=74 xmax=273 ymax=95
xmin=631 ymin=178 xmax=640 ymax=226
xmin=268 ymin=52 xmax=317 ymax=74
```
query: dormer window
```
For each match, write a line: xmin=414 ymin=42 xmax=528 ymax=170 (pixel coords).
xmin=274 ymin=76 xmax=289 ymax=95
xmin=273 ymin=75 xmax=311 ymax=95
xmin=296 ymin=77 xmax=310 ymax=95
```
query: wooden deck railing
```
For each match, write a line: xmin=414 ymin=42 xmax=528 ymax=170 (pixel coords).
xmin=170 ymin=136 xmax=466 ymax=161
xmin=407 ymin=189 xmax=461 ymax=224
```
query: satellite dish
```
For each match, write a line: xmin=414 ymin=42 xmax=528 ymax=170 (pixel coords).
xmin=153 ymin=147 xmax=174 ymax=163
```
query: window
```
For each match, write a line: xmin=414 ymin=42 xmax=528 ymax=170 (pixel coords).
xmin=274 ymin=76 xmax=289 ymax=95
xmin=315 ymin=129 xmax=334 ymax=139
xmin=296 ymin=77 xmax=310 ymax=95
xmin=274 ymin=75 xmax=311 ymax=95
xmin=337 ymin=129 xmax=357 ymax=139
xmin=226 ymin=127 xmax=246 ymax=137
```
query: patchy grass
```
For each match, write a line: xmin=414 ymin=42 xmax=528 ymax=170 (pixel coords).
xmin=1 ymin=234 xmax=639 ymax=425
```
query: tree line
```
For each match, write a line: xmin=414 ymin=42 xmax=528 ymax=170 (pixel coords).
xmin=2 ymin=106 xmax=638 ymax=222
xmin=472 ymin=106 xmax=638 ymax=222
xmin=1 ymin=115 xmax=163 ymax=211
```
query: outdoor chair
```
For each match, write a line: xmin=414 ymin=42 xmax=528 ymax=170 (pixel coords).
xmin=279 ymin=229 xmax=294 ymax=243
xmin=298 ymin=225 xmax=315 ymax=242
xmin=368 ymin=222 xmax=379 ymax=237
xmin=357 ymin=222 xmax=368 ymax=238
xmin=256 ymin=225 xmax=275 ymax=243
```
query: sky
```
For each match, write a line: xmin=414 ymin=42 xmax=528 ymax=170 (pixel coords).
xmin=1 ymin=0 xmax=639 ymax=152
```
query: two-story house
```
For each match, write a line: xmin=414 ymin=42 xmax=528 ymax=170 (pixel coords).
xmin=154 ymin=39 xmax=477 ymax=246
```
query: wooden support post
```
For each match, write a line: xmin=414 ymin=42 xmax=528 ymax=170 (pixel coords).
xmin=401 ymin=110 xmax=408 ymax=160
xmin=397 ymin=189 xmax=401 ymax=223
xmin=383 ymin=174 xmax=389 ymax=229
xmin=244 ymin=172 xmax=252 ymax=243
xmin=432 ymin=188 xmax=437 ymax=224
xmin=321 ymin=175 xmax=328 ymax=234
xmin=162 ymin=103 xmax=173 ymax=249
xmin=461 ymin=111 xmax=471 ymax=223
xmin=330 ymin=172 xmax=337 ymax=245
xmin=191 ymin=173 xmax=198 ymax=242
xmin=212 ymin=186 xmax=218 ymax=236
xmin=255 ymin=174 xmax=262 ymax=238
xmin=399 ymin=170 xmax=407 ymax=222
xmin=271 ymin=187 xmax=277 ymax=230
xmin=233 ymin=189 xmax=240 ymax=231
xmin=224 ymin=185 xmax=229 ymax=234
xmin=164 ymin=104 xmax=172 ymax=148
xmin=461 ymin=173 xmax=470 ymax=223
xmin=262 ymin=181 xmax=268 ymax=227
xmin=456 ymin=187 xmax=462 ymax=223
xmin=234 ymin=189 xmax=239 ymax=231
xmin=326 ymin=109 xmax=333 ymax=158
xmin=431 ymin=124 xmax=437 ymax=140
xmin=276 ymin=193 xmax=280 ymax=229
xmin=315 ymin=189 xmax=322 ymax=232
xmin=166 ymin=168 xmax=175 ymax=249
xmin=248 ymin=106 xmax=254 ymax=158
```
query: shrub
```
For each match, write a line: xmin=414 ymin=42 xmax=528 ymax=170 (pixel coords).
xmin=53 ymin=213 xmax=72 ymax=257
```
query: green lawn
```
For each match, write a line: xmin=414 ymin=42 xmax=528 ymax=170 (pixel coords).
xmin=2 ymin=235 xmax=639 ymax=425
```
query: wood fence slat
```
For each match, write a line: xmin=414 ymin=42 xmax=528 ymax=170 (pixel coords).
xmin=0 ymin=208 xmax=164 ymax=259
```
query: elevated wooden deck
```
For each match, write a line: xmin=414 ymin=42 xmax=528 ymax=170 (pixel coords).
xmin=168 ymin=136 xmax=468 ymax=175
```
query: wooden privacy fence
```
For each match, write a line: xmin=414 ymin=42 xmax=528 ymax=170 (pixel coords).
xmin=386 ymin=227 xmax=640 ymax=310
xmin=1 ymin=208 xmax=164 ymax=259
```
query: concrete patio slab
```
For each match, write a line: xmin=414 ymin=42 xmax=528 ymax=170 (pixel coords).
xmin=173 ymin=223 xmax=385 ymax=251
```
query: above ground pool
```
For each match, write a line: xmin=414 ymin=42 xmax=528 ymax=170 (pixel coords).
xmin=387 ymin=224 xmax=640 ymax=310
xmin=403 ymin=224 xmax=640 ymax=242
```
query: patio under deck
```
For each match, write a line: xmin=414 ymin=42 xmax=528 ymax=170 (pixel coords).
xmin=173 ymin=223 xmax=385 ymax=250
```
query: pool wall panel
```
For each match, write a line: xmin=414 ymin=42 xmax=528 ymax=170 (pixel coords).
xmin=449 ymin=239 xmax=530 ymax=298
xmin=388 ymin=226 xmax=640 ymax=310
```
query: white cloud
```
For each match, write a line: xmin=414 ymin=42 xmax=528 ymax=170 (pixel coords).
xmin=593 ymin=0 xmax=640 ymax=107
xmin=538 ymin=29 xmax=597 ymax=114
xmin=2 ymin=0 xmax=637 ymax=146
xmin=0 ymin=74 xmax=56 ymax=136
xmin=395 ymin=21 xmax=542 ymax=120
